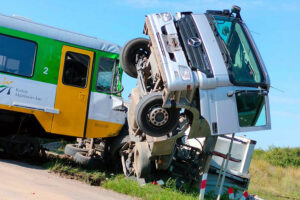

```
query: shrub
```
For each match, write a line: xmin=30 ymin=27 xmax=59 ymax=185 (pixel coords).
xmin=264 ymin=147 xmax=300 ymax=168
xmin=252 ymin=148 xmax=266 ymax=160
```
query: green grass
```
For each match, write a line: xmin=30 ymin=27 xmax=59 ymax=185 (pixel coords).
xmin=103 ymin=175 xmax=198 ymax=200
xmin=249 ymin=147 xmax=300 ymax=200
xmin=42 ymin=147 xmax=300 ymax=200
xmin=42 ymin=157 xmax=223 ymax=200
xmin=43 ymin=157 xmax=108 ymax=185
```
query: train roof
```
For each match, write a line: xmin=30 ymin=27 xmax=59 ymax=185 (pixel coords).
xmin=0 ymin=14 xmax=120 ymax=54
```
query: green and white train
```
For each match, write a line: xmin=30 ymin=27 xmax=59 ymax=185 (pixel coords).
xmin=0 ymin=14 xmax=125 ymax=139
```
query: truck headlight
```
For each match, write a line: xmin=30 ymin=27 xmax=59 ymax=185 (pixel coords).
xmin=178 ymin=65 xmax=191 ymax=81
xmin=161 ymin=13 xmax=172 ymax=22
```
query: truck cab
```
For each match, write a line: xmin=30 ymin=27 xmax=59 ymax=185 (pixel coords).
xmin=122 ymin=6 xmax=271 ymax=139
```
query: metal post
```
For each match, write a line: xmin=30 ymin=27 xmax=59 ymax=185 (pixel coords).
xmin=214 ymin=157 xmax=225 ymax=193
xmin=198 ymin=136 xmax=218 ymax=200
xmin=199 ymin=172 xmax=208 ymax=200
xmin=216 ymin=133 xmax=235 ymax=200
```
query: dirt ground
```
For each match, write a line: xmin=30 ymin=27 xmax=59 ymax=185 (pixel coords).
xmin=0 ymin=159 xmax=133 ymax=200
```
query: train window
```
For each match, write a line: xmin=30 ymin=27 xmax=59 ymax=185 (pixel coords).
xmin=62 ymin=51 xmax=90 ymax=88
xmin=0 ymin=34 xmax=36 ymax=77
xmin=96 ymin=58 xmax=116 ymax=92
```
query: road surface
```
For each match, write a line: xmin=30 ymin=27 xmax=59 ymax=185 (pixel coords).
xmin=0 ymin=159 xmax=134 ymax=200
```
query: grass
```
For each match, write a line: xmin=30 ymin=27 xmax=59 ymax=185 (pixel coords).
xmin=249 ymin=148 xmax=300 ymax=200
xmin=103 ymin=175 xmax=199 ymax=200
xmin=42 ymin=156 xmax=223 ymax=200
xmin=41 ymin=147 xmax=300 ymax=200
xmin=43 ymin=157 xmax=108 ymax=185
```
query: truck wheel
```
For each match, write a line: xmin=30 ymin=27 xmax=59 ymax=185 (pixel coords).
xmin=64 ymin=144 xmax=88 ymax=157
xmin=110 ymin=123 xmax=130 ymax=171
xmin=135 ymin=93 xmax=180 ymax=137
xmin=134 ymin=142 xmax=151 ymax=178
xmin=110 ymin=127 xmax=130 ymax=158
xmin=120 ymin=38 xmax=150 ymax=78
xmin=74 ymin=152 xmax=104 ymax=168
xmin=74 ymin=152 xmax=91 ymax=165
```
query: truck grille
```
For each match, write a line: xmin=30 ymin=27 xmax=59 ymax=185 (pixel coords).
xmin=176 ymin=14 xmax=213 ymax=78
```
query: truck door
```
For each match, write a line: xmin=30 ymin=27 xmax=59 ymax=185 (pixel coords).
xmin=52 ymin=46 xmax=94 ymax=137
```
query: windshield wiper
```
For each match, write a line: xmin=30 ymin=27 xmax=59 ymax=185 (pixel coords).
xmin=211 ymin=17 xmax=233 ymax=65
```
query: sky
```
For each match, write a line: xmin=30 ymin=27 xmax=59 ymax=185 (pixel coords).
xmin=1 ymin=0 xmax=299 ymax=149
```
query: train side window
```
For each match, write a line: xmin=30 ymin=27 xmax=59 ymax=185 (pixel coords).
xmin=62 ymin=51 xmax=90 ymax=88
xmin=0 ymin=34 xmax=36 ymax=77
xmin=96 ymin=58 xmax=116 ymax=92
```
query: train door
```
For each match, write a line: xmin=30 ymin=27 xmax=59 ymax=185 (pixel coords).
xmin=52 ymin=45 xmax=94 ymax=137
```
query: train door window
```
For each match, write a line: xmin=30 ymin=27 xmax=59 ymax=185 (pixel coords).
xmin=96 ymin=58 xmax=117 ymax=92
xmin=0 ymin=34 xmax=36 ymax=77
xmin=62 ymin=51 xmax=90 ymax=88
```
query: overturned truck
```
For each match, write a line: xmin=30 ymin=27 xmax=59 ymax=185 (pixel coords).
xmin=119 ymin=5 xmax=271 ymax=192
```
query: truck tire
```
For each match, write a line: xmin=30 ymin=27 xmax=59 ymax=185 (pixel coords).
xmin=74 ymin=152 xmax=103 ymax=168
xmin=110 ymin=123 xmax=130 ymax=171
xmin=134 ymin=142 xmax=151 ymax=178
xmin=135 ymin=93 xmax=180 ymax=137
xmin=64 ymin=144 xmax=88 ymax=157
xmin=110 ymin=129 xmax=130 ymax=158
xmin=74 ymin=152 xmax=91 ymax=165
xmin=120 ymin=38 xmax=150 ymax=78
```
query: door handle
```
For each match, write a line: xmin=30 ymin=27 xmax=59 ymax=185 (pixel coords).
xmin=227 ymin=91 xmax=234 ymax=97
xmin=79 ymin=93 xmax=85 ymax=101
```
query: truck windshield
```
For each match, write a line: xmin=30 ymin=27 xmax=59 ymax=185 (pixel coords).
xmin=212 ymin=16 xmax=264 ymax=86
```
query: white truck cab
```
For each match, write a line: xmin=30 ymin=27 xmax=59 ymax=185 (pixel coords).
xmin=122 ymin=6 xmax=270 ymax=139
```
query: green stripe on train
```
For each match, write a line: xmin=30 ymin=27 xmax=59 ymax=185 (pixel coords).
xmin=0 ymin=26 xmax=121 ymax=95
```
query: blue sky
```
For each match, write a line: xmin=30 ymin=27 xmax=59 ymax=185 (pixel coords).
xmin=1 ymin=0 xmax=299 ymax=149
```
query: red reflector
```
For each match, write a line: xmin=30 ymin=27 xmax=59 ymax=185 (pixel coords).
xmin=228 ymin=187 xmax=234 ymax=194
xmin=152 ymin=181 xmax=158 ymax=185
xmin=187 ymin=85 xmax=191 ymax=90
xmin=200 ymin=180 xmax=207 ymax=189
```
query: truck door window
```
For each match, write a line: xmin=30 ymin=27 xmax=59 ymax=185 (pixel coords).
xmin=0 ymin=34 xmax=36 ymax=77
xmin=96 ymin=58 xmax=116 ymax=92
xmin=62 ymin=51 xmax=90 ymax=88
xmin=236 ymin=92 xmax=266 ymax=127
